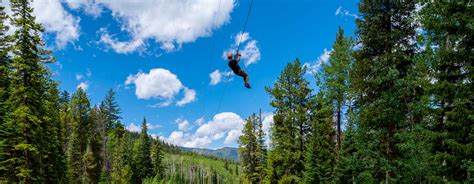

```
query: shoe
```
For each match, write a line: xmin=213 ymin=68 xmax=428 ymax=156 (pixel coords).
xmin=245 ymin=83 xmax=251 ymax=89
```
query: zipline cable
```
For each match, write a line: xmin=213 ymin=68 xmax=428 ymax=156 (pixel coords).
xmin=235 ymin=0 xmax=255 ymax=53
xmin=215 ymin=0 xmax=255 ymax=114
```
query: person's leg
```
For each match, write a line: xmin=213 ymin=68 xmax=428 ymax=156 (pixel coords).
xmin=238 ymin=70 xmax=249 ymax=83
xmin=238 ymin=70 xmax=251 ymax=88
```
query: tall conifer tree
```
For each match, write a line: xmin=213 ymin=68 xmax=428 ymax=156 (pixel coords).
xmin=421 ymin=2 xmax=473 ymax=182
xmin=351 ymin=1 xmax=418 ymax=182
xmin=2 ymin=0 xmax=58 ymax=182
xmin=265 ymin=59 xmax=313 ymax=183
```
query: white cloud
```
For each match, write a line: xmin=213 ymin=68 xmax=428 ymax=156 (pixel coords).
xmin=304 ymin=48 xmax=332 ymax=74
xmin=66 ymin=0 xmax=103 ymax=18
xmin=126 ymin=122 xmax=160 ymax=133
xmin=1 ymin=0 xmax=81 ymax=49
xmin=194 ymin=117 xmax=205 ymax=126
xmin=76 ymin=73 xmax=84 ymax=81
xmin=209 ymin=70 xmax=222 ymax=85
xmin=162 ymin=112 xmax=245 ymax=148
xmin=150 ymin=134 xmax=159 ymax=139
xmin=195 ymin=112 xmax=245 ymax=145
xmin=335 ymin=6 xmax=359 ymax=19
xmin=72 ymin=0 xmax=235 ymax=53
xmin=209 ymin=69 xmax=233 ymax=86
xmin=99 ymin=31 xmax=145 ymax=54
xmin=77 ymin=81 xmax=89 ymax=91
xmin=176 ymin=118 xmax=192 ymax=132
xmin=32 ymin=0 xmax=80 ymax=48
xmin=224 ymin=129 xmax=241 ymax=144
xmin=147 ymin=123 xmax=162 ymax=130
xmin=176 ymin=88 xmax=196 ymax=106
xmin=335 ymin=6 xmax=342 ymax=15
xmin=125 ymin=68 xmax=196 ymax=107
xmin=235 ymin=32 xmax=250 ymax=45
xmin=126 ymin=123 xmax=141 ymax=132
xmin=222 ymin=32 xmax=261 ymax=66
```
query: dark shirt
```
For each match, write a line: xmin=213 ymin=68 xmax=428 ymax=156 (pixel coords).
xmin=228 ymin=59 xmax=241 ymax=74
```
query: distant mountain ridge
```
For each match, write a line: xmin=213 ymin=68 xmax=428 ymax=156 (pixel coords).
xmin=183 ymin=147 xmax=239 ymax=161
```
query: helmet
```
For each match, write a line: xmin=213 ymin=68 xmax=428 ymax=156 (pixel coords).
xmin=227 ymin=53 xmax=233 ymax=59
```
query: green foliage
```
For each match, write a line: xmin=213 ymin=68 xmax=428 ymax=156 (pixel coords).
xmin=0 ymin=0 xmax=62 ymax=182
xmin=100 ymin=89 xmax=121 ymax=129
xmin=319 ymin=27 xmax=354 ymax=151
xmin=131 ymin=118 xmax=154 ymax=183
xmin=162 ymin=153 xmax=240 ymax=184
xmin=303 ymin=94 xmax=336 ymax=183
xmin=420 ymin=1 xmax=474 ymax=182
xmin=350 ymin=1 xmax=422 ymax=182
xmin=239 ymin=113 xmax=266 ymax=183
xmin=151 ymin=139 xmax=165 ymax=179
xmin=265 ymin=59 xmax=313 ymax=183
xmin=0 ymin=1 xmax=472 ymax=183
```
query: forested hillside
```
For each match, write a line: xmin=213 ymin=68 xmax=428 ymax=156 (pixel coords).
xmin=0 ymin=0 xmax=472 ymax=184
xmin=184 ymin=147 xmax=239 ymax=161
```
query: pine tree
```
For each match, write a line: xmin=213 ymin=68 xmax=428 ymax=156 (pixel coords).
xmin=110 ymin=123 xmax=132 ymax=183
xmin=99 ymin=88 xmax=121 ymax=183
xmin=0 ymin=5 xmax=10 ymax=132
xmin=42 ymin=81 xmax=67 ymax=182
xmin=239 ymin=114 xmax=259 ymax=183
xmin=265 ymin=59 xmax=313 ymax=183
xmin=335 ymin=103 xmax=359 ymax=183
xmin=255 ymin=111 xmax=267 ymax=181
xmin=303 ymin=93 xmax=336 ymax=183
xmin=83 ymin=106 xmax=103 ymax=183
xmin=320 ymin=27 xmax=353 ymax=152
xmin=151 ymin=139 xmax=165 ymax=180
xmin=100 ymin=89 xmax=122 ymax=129
xmin=0 ymin=5 xmax=11 ymax=181
xmin=421 ymin=2 xmax=473 ymax=182
xmin=1 ymin=0 xmax=57 ymax=182
xmin=59 ymin=91 xmax=73 ymax=155
xmin=67 ymin=88 xmax=91 ymax=183
xmin=132 ymin=118 xmax=153 ymax=183
xmin=351 ymin=1 xmax=419 ymax=182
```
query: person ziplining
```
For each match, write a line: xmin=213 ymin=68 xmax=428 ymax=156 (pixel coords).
xmin=227 ymin=52 xmax=251 ymax=89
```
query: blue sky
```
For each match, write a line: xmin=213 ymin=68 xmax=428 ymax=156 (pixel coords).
xmin=2 ymin=0 xmax=359 ymax=149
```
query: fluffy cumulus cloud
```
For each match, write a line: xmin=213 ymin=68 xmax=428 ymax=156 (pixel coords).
xmin=161 ymin=112 xmax=245 ymax=148
xmin=222 ymin=32 xmax=261 ymax=66
xmin=209 ymin=69 xmax=233 ymax=86
xmin=1 ymin=0 xmax=81 ymax=48
xmin=126 ymin=122 xmax=160 ymax=133
xmin=99 ymin=30 xmax=146 ymax=54
xmin=194 ymin=117 xmax=205 ymax=126
xmin=335 ymin=6 xmax=359 ymax=19
xmin=126 ymin=123 xmax=141 ymax=132
xmin=304 ymin=48 xmax=332 ymax=74
xmin=125 ymin=68 xmax=196 ymax=107
xmin=209 ymin=70 xmax=222 ymax=85
xmin=176 ymin=88 xmax=197 ymax=107
xmin=66 ymin=0 xmax=103 ymax=18
xmin=176 ymin=118 xmax=192 ymax=132
xmin=68 ymin=0 xmax=235 ymax=53
xmin=77 ymin=81 xmax=89 ymax=91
